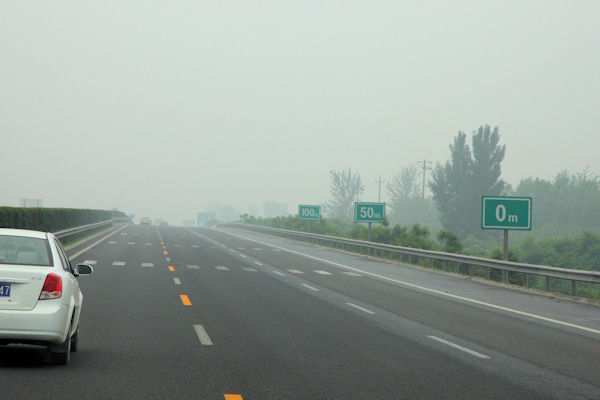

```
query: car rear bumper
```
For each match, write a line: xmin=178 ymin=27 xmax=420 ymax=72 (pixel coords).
xmin=0 ymin=300 xmax=71 ymax=345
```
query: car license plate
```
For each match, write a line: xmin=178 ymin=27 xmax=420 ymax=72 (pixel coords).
xmin=0 ymin=283 xmax=10 ymax=297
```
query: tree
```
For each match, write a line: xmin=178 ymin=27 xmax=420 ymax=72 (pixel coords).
xmin=325 ymin=169 xmax=364 ymax=218
xmin=429 ymin=125 xmax=506 ymax=237
xmin=386 ymin=164 xmax=441 ymax=228
xmin=516 ymin=169 xmax=600 ymax=237
xmin=471 ymin=125 xmax=506 ymax=196
xmin=388 ymin=165 xmax=420 ymax=203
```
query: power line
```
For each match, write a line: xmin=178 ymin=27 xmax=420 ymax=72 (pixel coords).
xmin=417 ymin=160 xmax=432 ymax=225
xmin=416 ymin=160 xmax=432 ymax=200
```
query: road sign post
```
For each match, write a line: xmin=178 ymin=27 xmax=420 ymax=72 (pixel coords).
xmin=354 ymin=202 xmax=386 ymax=242
xmin=482 ymin=196 xmax=532 ymax=265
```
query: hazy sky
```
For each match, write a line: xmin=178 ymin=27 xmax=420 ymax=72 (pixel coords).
xmin=2 ymin=1 xmax=599 ymax=224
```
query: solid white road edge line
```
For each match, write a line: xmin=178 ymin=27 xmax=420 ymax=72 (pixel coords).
xmin=193 ymin=325 xmax=213 ymax=345
xmin=219 ymin=229 xmax=600 ymax=336
xmin=346 ymin=302 xmax=376 ymax=315
xmin=69 ymin=224 xmax=128 ymax=259
xmin=428 ymin=335 xmax=490 ymax=359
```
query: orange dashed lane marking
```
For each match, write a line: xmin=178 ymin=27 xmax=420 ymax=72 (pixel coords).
xmin=180 ymin=295 xmax=192 ymax=306
xmin=168 ymin=266 xmax=175 ymax=271
xmin=163 ymin=250 xmax=169 ymax=255
xmin=155 ymin=226 xmax=164 ymax=242
xmin=224 ymin=395 xmax=243 ymax=400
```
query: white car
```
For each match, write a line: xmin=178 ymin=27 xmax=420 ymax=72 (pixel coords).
xmin=0 ymin=228 xmax=93 ymax=365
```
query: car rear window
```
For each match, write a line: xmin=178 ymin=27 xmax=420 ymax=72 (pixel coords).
xmin=0 ymin=236 xmax=53 ymax=266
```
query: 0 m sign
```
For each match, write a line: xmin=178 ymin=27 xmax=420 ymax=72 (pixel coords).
xmin=481 ymin=196 xmax=532 ymax=231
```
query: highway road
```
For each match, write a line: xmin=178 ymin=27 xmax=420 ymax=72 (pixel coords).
xmin=1 ymin=224 xmax=599 ymax=399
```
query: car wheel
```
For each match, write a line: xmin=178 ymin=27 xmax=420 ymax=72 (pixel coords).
xmin=48 ymin=331 xmax=72 ymax=365
xmin=70 ymin=328 xmax=79 ymax=352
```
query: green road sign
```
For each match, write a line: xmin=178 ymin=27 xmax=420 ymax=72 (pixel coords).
xmin=481 ymin=196 xmax=532 ymax=230
xmin=298 ymin=205 xmax=321 ymax=220
xmin=354 ymin=202 xmax=386 ymax=223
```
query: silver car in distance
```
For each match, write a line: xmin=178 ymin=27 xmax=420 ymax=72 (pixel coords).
xmin=0 ymin=228 xmax=93 ymax=365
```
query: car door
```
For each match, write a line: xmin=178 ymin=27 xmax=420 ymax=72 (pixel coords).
xmin=53 ymin=238 xmax=82 ymax=329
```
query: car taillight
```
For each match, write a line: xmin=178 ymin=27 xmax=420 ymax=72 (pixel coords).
xmin=39 ymin=273 xmax=62 ymax=300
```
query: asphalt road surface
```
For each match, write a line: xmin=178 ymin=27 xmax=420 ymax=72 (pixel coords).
xmin=1 ymin=224 xmax=599 ymax=399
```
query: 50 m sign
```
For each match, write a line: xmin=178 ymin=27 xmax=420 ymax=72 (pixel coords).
xmin=354 ymin=202 xmax=386 ymax=223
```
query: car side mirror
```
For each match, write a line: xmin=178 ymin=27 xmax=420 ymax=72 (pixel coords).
xmin=75 ymin=264 xmax=94 ymax=276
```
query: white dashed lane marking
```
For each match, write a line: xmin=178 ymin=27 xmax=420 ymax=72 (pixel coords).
xmin=128 ymin=242 xmax=136 ymax=245
xmin=193 ymin=325 xmax=213 ymax=346
xmin=191 ymin=245 xmax=200 ymax=248
xmin=272 ymin=270 xmax=285 ymax=277
xmin=253 ymin=261 xmax=263 ymax=266
xmin=186 ymin=265 xmax=200 ymax=270
xmin=145 ymin=243 xmax=153 ymax=246
xmin=108 ymin=241 xmax=116 ymax=245
xmin=428 ymin=336 xmax=490 ymax=359
xmin=83 ymin=260 xmax=97 ymax=265
xmin=342 ymin=271 xmax=363 ymax=277
xmin=141 ymin=263 xmax=154 ymax=268
xmin=346 ymin=302 xmax=376 ymax=315
xmin=215 ymin=266 xmax=230 ymax=271
xmin=243 ymin=267 xmax=258 ymax=272
xmin=173 ymin=278 xmax=181 ymax=285
xmin=112 ymin=261 xmax=126 ymax=266
xmin=314 ymin=270 xmax=332 ymax=275
xmin=301 ymin=284 xmax=320 ymax=292
xmin=287 ymin=269 xmax=304 ymax=274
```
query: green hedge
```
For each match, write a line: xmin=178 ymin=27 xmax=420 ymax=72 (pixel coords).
xmin=0 ymin=207 xmax=129 ymax=232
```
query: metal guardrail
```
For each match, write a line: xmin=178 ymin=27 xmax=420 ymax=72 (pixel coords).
xmin=53 ymin=220 xmax=114 ymax=239
xmin=222 ymin=223 xmax=600 ymax=298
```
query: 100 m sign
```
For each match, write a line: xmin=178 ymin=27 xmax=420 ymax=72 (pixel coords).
xmin=298 ymin=205 xmax=321 ymax=220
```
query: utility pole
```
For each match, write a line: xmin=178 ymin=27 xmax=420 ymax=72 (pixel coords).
xmin=375 ymin=175 xmax=385 ymax=202
xmin=417 ymin=160 xmax=432 ymax=225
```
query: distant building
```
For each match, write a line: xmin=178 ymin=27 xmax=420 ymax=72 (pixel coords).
xmin=197 ymin=212 xmax=217 ymax=226
xmin=20 ymin=198 xmax=43 ymax=208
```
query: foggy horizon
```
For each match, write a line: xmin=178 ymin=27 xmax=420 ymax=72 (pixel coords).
xmin=2 ymin=1 xmax=599 ymax=224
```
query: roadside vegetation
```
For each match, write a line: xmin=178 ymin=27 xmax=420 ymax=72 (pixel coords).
xmin=0 ymin=207 xmax=129 ymax=232
xmin=238 ymin=214 xmax=600 ymax=299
